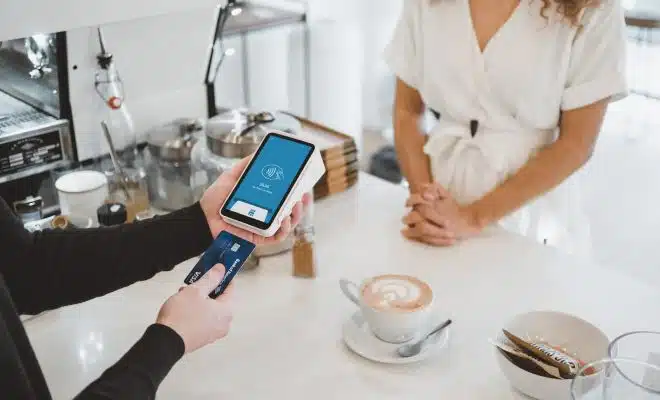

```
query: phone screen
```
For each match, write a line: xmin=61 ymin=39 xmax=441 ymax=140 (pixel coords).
xmin=221 ymin=133 xmax=314 ymax=230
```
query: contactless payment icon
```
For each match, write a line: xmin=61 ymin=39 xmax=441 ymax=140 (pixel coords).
xmin=261 ymin=164 xmax=284 ymax=180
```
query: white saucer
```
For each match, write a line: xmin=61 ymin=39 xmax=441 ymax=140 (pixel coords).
xmin=342 ymin=311 xmax=450 ymax=364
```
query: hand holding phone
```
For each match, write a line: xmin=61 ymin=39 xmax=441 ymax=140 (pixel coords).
xmin=199 ymin=155 xmax=311 ymax=245
xmin=219 ymin=130 xmax=325 ymax=237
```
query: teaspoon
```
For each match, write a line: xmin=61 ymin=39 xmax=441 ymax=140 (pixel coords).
xmin=397 ymin=319 xmax=452 ymax=358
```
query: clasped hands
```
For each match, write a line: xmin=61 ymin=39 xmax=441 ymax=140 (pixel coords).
xmin=401 ymin=183 xmax=481 ymax=246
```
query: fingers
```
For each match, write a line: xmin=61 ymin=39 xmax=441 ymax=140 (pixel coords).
xmin=405 ymin=193 xmax=428 ymax=208
xmin=221 ymin=224 xmax=259 ymax=244
xmin=403 ymin=208 xmax=449 ymax=229
xmin=269 ymin=197 xmax=306 ymax=243
xmin=289 ymin=200 xmax=304 ymax=227
xmin=273 ymin=216 xmax=292 ymax=242
xmin=421 ymin=183 xmax=451 ymax=199
xmin=401 ymin=227 xmax=456 ymax=246
xmin=415 ymin=204 xmax=450 ymax=229
xmin=214 ymin=282 xmax=235 ymax=303
xmin=402 ymin=210 xmax=425 ymax=226
xmin=250 ymin=234 xmax=266 ymax=246
xmin=420 ymin=184 xmax=438 ymax=202
xmin=420 ymin=235 xmax=456 ymax=246
xmin=301 ymin=192 xmax=312 ymax=208
xmin=191 ymin=264 xmax=226 ymax=296
xmin=402 ymin=220 xmax=454 ymax=240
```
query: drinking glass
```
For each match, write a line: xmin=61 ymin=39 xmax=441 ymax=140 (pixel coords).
xmin=609 ymin=331 xmax=660 ymax=367
xmin=570 ymin=358 xmax=660 ymax=399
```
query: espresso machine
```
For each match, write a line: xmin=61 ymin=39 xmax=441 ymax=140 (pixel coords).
xmin=0 ymin=34 xmax=74 ymax=217
xmin=0 ymin=0 xmax=224 ymax=221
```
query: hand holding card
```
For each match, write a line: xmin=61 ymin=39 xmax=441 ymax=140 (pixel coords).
xmin=184 ymin=231 xmax=256 ymax=298
xmin=158 ymin=263 xmax=234 ymax=353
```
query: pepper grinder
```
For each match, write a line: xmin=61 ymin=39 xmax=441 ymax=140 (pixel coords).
xmin=292 ymin=192 xmax=316 ymax=278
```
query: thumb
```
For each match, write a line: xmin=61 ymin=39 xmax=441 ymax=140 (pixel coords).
xmin=422 ymin=188 xmax=437 ymax=201
xmin=214 ymin=282 xmax=235 ymax=304
xmin=191 ymin=264 xmax=226 ymax=296
xmin=435 ymin=184 xmax=451 ymax=198
xmin=424 ymin=183 xmax=450 ymax=200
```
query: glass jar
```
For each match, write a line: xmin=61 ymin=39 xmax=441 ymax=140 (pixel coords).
xmin=190 ymin=139 xmax=237 ymax=201
xmin=145 ymin=119 xmax=202 ymax=210
xmin=292 ymin=192 xmax=316 ymax=278
xmin=104 ymin=168 xmax=150 ymax=223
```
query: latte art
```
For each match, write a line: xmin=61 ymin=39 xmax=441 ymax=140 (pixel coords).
xmin=369 ymin=280 xmax=420 ymax=304
xmin=361 ymin=274 xmax=432 ymax=312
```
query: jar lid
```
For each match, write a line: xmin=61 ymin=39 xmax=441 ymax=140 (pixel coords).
xmin=146 ymin=118 xmax=203 ymax=161
xmin=97 ymin=203 xmax=127 ymax=226
xmin=205 ymin=109 xmax=301 ymax=158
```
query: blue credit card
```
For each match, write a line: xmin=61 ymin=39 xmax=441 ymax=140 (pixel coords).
xmin=184 ymin=231 xmax=256 ymax=298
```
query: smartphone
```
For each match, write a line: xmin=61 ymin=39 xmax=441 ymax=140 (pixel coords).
xmin=220 ymin=130 xmax=325 ymax=237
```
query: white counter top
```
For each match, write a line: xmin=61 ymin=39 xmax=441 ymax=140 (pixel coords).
xmin=24 ymin=173 xmax=660 ymax=399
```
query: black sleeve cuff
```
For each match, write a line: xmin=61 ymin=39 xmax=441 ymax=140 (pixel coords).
xmin=74 ymin=324 xmax=185 ymax=400
xmin=126 ymin=323 xmax=186 ymax=383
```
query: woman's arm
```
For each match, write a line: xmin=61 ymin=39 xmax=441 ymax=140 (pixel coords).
xmin=1 ymin=197 xmax=212 ymax=315
xmin=393 ymin=78 xmax=433 ymax=193
xmin=466 ymin=99 xmax=608 ymax=228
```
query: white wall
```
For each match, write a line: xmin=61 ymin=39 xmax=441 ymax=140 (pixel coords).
xmin=213 ymin=0 xmax=308 ymax=111
xmin=0 ymin=0 xmax=224 ymax=41
xmin=68 ymin=7 xmax=218 ymax=161
xmin=305 ymin=0 xmax=402 ymax=130
xmin=289 ymin=21 xmax=364 ymax=149
xmin=213 ymin=36 xmax=248 ymax=110
xmin=213 ymin=1 xmax=366 ymax=147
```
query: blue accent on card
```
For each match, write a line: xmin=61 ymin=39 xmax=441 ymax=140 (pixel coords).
xmin=184 ymin=231 xmax=256 ymax=298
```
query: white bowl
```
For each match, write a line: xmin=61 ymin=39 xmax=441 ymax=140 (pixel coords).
xmin=495 ymin=311 xmax=609 ymax=400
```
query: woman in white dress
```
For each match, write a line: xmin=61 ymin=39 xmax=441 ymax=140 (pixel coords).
xmin=385 ymin=0 xmax=628 ymax=257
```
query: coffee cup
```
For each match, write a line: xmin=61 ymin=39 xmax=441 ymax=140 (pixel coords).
xmin=339 ymin=274 xmax=434 ymax=344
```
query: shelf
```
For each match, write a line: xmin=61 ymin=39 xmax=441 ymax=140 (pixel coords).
xmin=223 ymin=2 xmax=306 ymax=37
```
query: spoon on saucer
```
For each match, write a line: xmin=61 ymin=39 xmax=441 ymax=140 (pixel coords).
xmin=397 ymin=319 xmax=453 ymax=358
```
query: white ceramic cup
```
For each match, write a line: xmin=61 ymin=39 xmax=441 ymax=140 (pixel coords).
xmin=55 ymin=170 xmax=109 ymax=222
xmin=339 ymin=276 xmax=434 ymax=344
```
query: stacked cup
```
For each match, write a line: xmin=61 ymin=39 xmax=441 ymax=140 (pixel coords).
xmin=571 ymin=331 xmax=660 ymax=399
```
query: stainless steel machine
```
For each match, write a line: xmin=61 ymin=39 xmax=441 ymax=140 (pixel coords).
xmin=0 ymin=0 xmax=310 ymax=219
xmin=0 ymin=2 xmax=221 ymax=217
xmin=0 ymin=33 xmax=74 ymax=215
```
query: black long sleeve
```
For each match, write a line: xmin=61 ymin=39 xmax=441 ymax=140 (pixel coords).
xmin=0 ymin=196 xmax=212 ymax=399
xmin=75 ymin=324 xmax=185 ymax=400
xmin=0 ymin=196 xmax=213 ymax=315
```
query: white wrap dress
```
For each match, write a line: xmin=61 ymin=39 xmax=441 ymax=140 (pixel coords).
xmin=384 ymin=0 xmax=628 ymax=258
